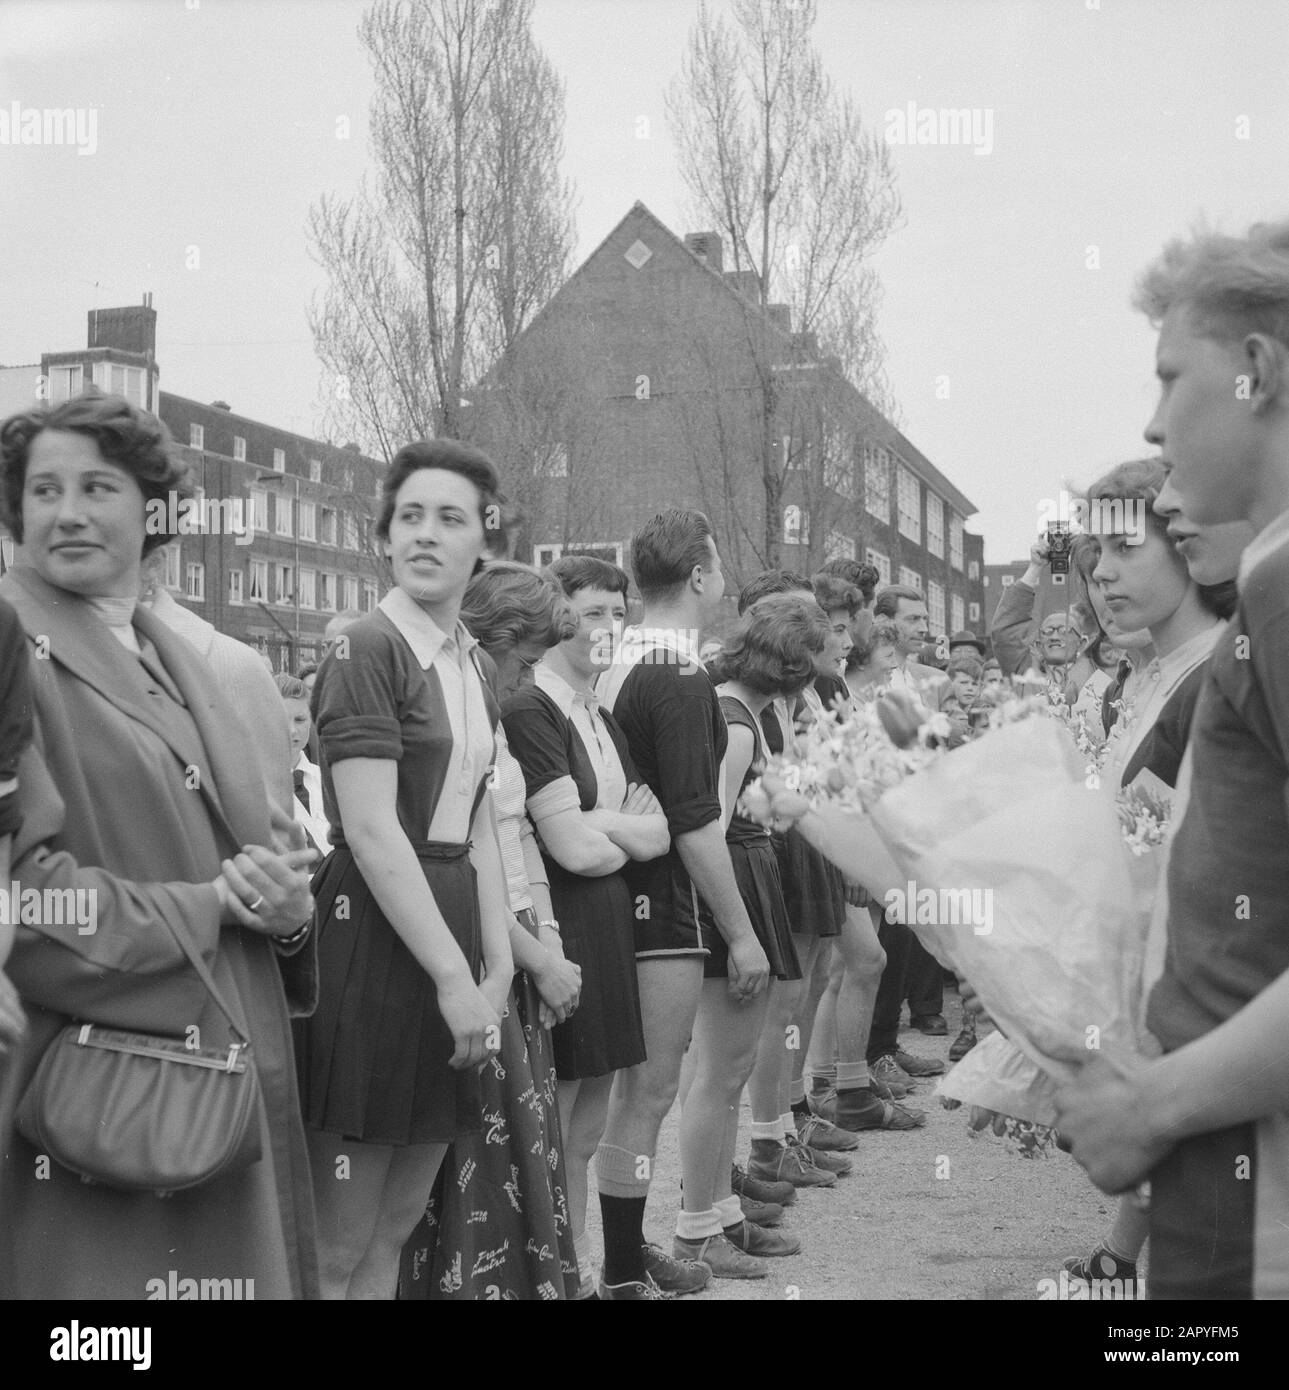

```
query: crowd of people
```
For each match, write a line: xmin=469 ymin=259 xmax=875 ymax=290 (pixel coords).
xmin=0 ymin=217 xmax=1287 ymax=1300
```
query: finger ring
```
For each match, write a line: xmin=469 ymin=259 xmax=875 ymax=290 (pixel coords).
xmin=247 ymin=895 xmax=265 ymax=913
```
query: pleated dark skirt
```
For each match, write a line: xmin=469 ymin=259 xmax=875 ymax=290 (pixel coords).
xmin=705 ymin=836 xmax=802 ymax=981
xmin=294 ymin=840 xmax=483 ymax=1146
xmin=773 ymin=826 xmax=845 ymax=938
xmin=546 ymin=865 xmax=646 ymax=1080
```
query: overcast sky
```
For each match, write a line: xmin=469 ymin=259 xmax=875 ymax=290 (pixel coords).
xmin=3 ymin=0 xmax=1286 ymax=562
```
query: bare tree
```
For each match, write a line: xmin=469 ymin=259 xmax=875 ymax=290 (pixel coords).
xmin=666 ymin=0 xmax=901 ymax=564
xmin=309 ymin=0 xmax=575 ymax=459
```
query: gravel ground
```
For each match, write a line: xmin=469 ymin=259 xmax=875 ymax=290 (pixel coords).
xmin=586 ymin=991 xmax=1135 ymax=1300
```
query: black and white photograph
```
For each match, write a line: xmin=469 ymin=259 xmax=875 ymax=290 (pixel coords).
xmin=0 ymin=0 xmax=1286 ymax=1351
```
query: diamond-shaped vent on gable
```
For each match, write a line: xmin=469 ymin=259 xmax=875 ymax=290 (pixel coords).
xmin=623 ymin=239 xmax=653 ymax=269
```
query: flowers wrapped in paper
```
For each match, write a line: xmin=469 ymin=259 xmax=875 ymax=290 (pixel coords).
xmin=745 ymin=691 xmax=1162 ymax=1150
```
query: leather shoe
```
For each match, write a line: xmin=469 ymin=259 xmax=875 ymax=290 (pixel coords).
xmin=910 ymin=1013 xmax=948 ymax=1035
xmin=673 ymin=1232 xmax=767 ymax=1279
xmin=891 ymin=1048 xmax=945 ymax=1077
xmin=722 ymin=1218 xmax=801 ymax=1258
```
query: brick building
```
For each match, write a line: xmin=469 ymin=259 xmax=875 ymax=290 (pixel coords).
xmin=0 ymin=302 xmax=383 ymax=672
xmin=470 ymin=202 xmax=986 ymax=638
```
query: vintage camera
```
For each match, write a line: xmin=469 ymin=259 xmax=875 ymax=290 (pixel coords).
xmin=1046 ymin=522 xmax=1072 ymax=582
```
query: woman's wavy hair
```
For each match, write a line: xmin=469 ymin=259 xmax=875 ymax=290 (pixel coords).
xmin=849 ymin=617 xmax=900 ymax=669
xmin=708 ymin=593 xmax=829 ymax=698
xmin=374 ymin=438 xmax=516 ymax=577
xmin=0 ymin=389 xmax=188 ymax=555
xmin=460 ymin=560 xmax=577 ymax=658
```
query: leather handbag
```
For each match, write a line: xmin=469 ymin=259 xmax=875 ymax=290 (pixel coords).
xmin=17 ymin=910 xmax=263 ymax=1196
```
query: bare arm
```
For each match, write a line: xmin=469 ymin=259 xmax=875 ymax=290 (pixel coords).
xmin=471 ymin=792 xmax=517 ymax=1017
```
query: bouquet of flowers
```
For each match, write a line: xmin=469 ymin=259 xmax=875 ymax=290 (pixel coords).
xmin=745 ymin=684 xmax=1167 ymax=1148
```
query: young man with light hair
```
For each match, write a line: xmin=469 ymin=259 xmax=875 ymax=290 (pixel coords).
xmin=1055 ymin=218 xmax=1289 ymax=1299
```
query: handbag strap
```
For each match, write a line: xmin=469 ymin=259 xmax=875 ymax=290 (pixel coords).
xmin=150 ymin=903 xmax=252 ymax=1050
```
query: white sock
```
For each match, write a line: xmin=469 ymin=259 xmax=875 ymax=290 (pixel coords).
xmin=716 ymin=1194 xmax=743 ymax=1229
xmin=676 ymin=1206 xmax=722 ymax=1241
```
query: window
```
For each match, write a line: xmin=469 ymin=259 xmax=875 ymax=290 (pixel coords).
xmin=950 ymin=514 xmax=964 ymax=571
xmin=823 ymin=449 xmax=854 ymax=499
xmin=341 ymin=513 xmax=359 ymax=551
xmin=249 ymin=561 xmax=268 ymax=601
xmin=162 ymin=547 xmax=181 ymax=590
xmin=112 ymin=364 xmax=145 ymax=407
xmin=49 ymin=364 xmax=83 ymax=403
xmin=274 ymin=564 xmax=293 ymax=605
xmin=951 ymin=593 xmax=965 ymax=633
xmin=320 ymin=508 xmax=338 ymax=546
xmin=342 ymin=576 xmax=360 ymax=611
xmin=340 ymin=465 xmax=354 ymax=491
xmin=272 ymin=447 xmax=286 ymax=473
xmin=533 ymin=541 xmax=625 ymax=567
xmin=863 ymin=445 xmax=891 ymax=523
xmin=898 ymin=566 xmax=923 ymax=592
xmin=298 ymin=500 xmax=316 ymax=542
xmin=865 ymin=548 xmax=891 ymax=587
xmin=533 ymin=543 xmax=560 ymax=568
xmin=319 ymin=572 xmax=337 ymax=611
xmin=228 ymin=570 xmax=244 ymax=604
xmin=968 ymin=559 xmax=980 ymax=581
xmin=825 ymin=530 xmax=855 ymax=562
xmin=927 ymin=580 xmax=945 ymax=634
xmin=535 ymin=445 xmax=568 ymax=478
xmin=897 ymin=464 xmax=921 ymax=544
xmin=298 ymin=567 xmax=316 ymax=609
xmin=233 ymin=436 xmax=246 ymax=462
xmin=250 ymin=488 xmax=268 ymax=535
xmin=969 ymin=602 xmax=981 ymax=623
xmin=274 ymin=493 xmax=293 ymax=537
xmin=309 ymin=458 xmax=323 ymax=483
xmin=363 ymin=581 xmax=378 ymax=614
xmin=780 ymin=436 xmax=808 ymax=471
xmin=189 ymin=423 xmax=204 ymax=450
xmin=926 ymin=493 xmax=944 ymax=558
xmin=1001 ymin=574 xmax=1015 ymax=588
xmin=184 ymin=563 xmax=205 ymax=601
xmin=782 ymin=505 xmax=809 ymax=546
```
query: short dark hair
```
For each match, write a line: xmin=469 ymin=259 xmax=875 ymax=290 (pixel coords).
xmin=274 ymin=673 xmax=309 ymax=701
xmin=1198 ymin=578 xmax=1238 ymax=620
xmin=809 ymin=573 xmax=862 ymax=618
xmin=737 ymin=569 xmax=812 ymax=615
xmin=374 ymin=438 xmax=514 ymax=572
xmin=1 ymin=389 xmax=189 ymax=555
xmin=709 ymin=593 xmax=828 ymax=697
xmin=460 ymin=560 xmax=577 ymax=658
xmin=630 ymin=508 xmax=716 ymax=603
xmin=873 ymin=584 xmax=924 ymax=620
xmin=817 ymin=557 xmax=880 ymax=604
xmin=547 ymin=553 xmax=629 ymax=600
xmin=947 ymin=652 xmax=984 ymax=680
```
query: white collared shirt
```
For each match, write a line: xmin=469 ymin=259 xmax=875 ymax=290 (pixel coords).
xmin=1103 ymin=622 xmax=1223 ymax=782
xmin=378 ymin=586 xmax=495 ymax=842
xmin=292 ymin=754 xmax=332 ymax=854
xmin=535 ymin=662 xmax=628 ymax=812
xmin=1237 ymin=507 xmax=1289 ymax=590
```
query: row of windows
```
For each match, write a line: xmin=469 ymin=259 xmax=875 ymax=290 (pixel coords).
xmin=165 ymin=550 xmax=376 ymax=613
xmin=186 ymin=423 xmax=356 ymax=489
xmin=48 ymin=362 xmax=148 ymax=409
xmin=860 ymin=445 xmax=965 ymax=571
xmin=783 ymin=507 xmax=973 ymax=575
xmin=244 ymin=491 xmax=363 ymax=547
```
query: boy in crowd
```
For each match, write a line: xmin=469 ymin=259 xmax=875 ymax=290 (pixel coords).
xmin=1055 ymin=219 xmax=1289 ymax=1299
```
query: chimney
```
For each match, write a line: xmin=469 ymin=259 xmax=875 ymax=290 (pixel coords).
xmin=88 ymin=300 xmax=157 ymax=356
xmin=724 ymin=269 xmax=761 ymax=303
xmin=684 ymin=231 xmax=724 ymax=273
xmin=211 ymin=401 xmax=232 ymax=411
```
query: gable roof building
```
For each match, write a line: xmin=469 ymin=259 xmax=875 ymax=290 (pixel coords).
xmin=470 ymin=201 xmax=985 ymax=636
